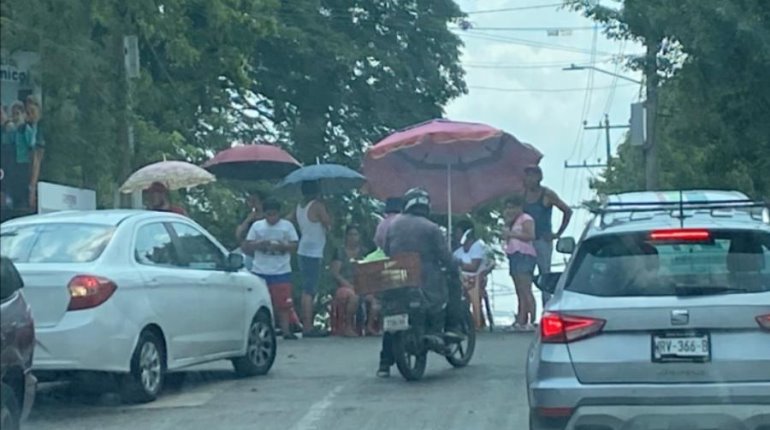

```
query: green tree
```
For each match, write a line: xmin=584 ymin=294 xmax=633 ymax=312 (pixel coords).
xmin=571 ymin=0 xmax=770 ymax=199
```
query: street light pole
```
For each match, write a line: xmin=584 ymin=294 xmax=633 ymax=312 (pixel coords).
xmin=563 ymin=64 xmax=642 ymax=85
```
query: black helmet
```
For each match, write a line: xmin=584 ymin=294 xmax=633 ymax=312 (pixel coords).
xmin=403 ymin=187 xmax=431 ymax=214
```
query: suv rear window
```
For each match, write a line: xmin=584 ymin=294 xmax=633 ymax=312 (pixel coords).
xmin=0 ymin=223 xmax=115 ymax=263
xmin=564 ymin=229 xmax=770 ymax=296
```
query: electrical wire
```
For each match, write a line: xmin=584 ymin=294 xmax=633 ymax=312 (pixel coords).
xmin=469 ymin=83 xmax=635 ymax=92
xmin=463 ymin=56 xmax=614 ymax=69
xmin=561 ymin=24 xmax=598 ymax=197
xmin=457 ymin=31 xmax=616 ymax=56
xmin=465 ymin=3 xmax=565 ymax=15
xmin=567 ymin=24 xmax=600 ymax=210
xmin=457 ymin=25 xmax=595 ymax=32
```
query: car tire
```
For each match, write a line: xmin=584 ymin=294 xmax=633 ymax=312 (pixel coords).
xmin=121 ymin=330 xmax=165 ymax=404
xmin=232 ymin=312 xmax=276 ymax=377
xmin=1 ymin=382 xmax=21 ymax=430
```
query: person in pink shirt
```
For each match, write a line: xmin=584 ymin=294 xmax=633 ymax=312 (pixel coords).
xmin=503 ymin=195 xmax=538 ymax=331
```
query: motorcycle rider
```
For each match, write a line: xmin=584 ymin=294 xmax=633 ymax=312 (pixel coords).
xmin=377 ymin=187 xmax=460 ymax=377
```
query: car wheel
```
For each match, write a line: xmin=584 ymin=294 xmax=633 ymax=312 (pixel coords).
xmin=1 ymin=382 xmax=21 ymax=430
xmin=121 ymin=330 xmax=165 ymax=403
xmin=232 ymin=312 xmax=276 ymax=377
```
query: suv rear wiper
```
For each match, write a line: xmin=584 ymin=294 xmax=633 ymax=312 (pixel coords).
xmin=671 ymin=284 xmax=749 ymax=296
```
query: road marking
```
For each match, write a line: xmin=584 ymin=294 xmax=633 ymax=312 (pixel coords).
xmin=289 ymin=384 xmax=345 ymax=430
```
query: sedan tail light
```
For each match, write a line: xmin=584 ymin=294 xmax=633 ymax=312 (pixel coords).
xmin=68 ymin=275 xmax=117 ymax=311
xmin=541 ymin=312 xmax=605 ymax=343
xmin=757 ymin=314 xmax=770 ymax=331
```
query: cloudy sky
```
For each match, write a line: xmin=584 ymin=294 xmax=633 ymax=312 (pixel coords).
xmin=446 ymin=0 xmax=644 ymax=241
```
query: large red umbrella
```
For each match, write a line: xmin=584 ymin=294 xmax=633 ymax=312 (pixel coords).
xmin=203 ymin=143 xmax=301 ymax=181
xmin=363 ymin=119 xmax=542 ymax=215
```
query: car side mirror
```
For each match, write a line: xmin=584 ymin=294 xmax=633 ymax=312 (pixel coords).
xmin=0 ymin=257 xmax=24 ymax=300
xmin=556 ymin=237 xmax=576 ymax=254
xmin=534 ymin=272 xmax=562 ymax=294
xmin=225 ymin=252 xmax=245 ymax=272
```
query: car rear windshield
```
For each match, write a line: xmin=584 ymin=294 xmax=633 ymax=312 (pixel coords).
xmin=564 ymin=229 xmax=770 ymax=296
xmin=0 ymin=223 xmax=115 ymax=263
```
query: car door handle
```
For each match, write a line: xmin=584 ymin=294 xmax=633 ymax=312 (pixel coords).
xmin=147 ymin=279 xmax=160 ymax=288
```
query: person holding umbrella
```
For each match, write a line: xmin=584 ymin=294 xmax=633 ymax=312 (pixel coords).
xmin=290 ymin=180 xmax=332 ymax=337
xmin=145 ymin=182 xmax=187 ymax=215
xmin=275 ymin=162 xmax=366 ymax=336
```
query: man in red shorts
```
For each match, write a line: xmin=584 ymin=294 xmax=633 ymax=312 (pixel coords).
xmin=242 ymin=198 xmax=300 ymax=340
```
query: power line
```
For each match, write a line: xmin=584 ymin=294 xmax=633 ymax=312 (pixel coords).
xmin=457 ymin=25 xmax=595 ymax=32
xmin=465 ymin=3 xmax=565 ymax=15
xmin=463 ymin=58 xmax=613 ymax=70
xmin=457 ymin=31 xmax=616 ymax=56
xmin=567 ymin=25 xmax=600 ymax=208
xmin=469 ymin=83 xmax=635 ymax=93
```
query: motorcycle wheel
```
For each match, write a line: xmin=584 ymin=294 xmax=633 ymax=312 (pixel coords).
xmin=445 ymin=306 xmax=476 ymax=368
xmin=393 ymin=331 xmax=427 ymax=381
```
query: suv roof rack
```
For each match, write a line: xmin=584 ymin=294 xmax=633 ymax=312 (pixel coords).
xmin=591 ymin=191 xmax=769 ymax=228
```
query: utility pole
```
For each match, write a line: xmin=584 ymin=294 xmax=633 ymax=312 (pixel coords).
xmin=114 ymin=5 xmax=140 ymax=208
xmin=644 ymin=39 xmax=660 ymax=190
xmin=565 ymin=115 xmax=629 ymax=170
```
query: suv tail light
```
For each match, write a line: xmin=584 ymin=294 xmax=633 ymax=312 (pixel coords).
xmin=649 ymin=228 xmax=710 ymax=242
xmin=758 ymin=314 xmax=770 ymax=331
xmin=67 ymin=275 xmax=117 ymax=311
xmin=541 ymin=312 xmax=605 ymax=343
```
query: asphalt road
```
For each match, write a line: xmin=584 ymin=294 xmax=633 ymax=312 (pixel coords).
xmin=27 ymin=332 xmax=534 ymax=430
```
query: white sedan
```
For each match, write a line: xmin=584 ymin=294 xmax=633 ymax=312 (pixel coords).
xmin=0 ymin=210 xmax=276 ymax=403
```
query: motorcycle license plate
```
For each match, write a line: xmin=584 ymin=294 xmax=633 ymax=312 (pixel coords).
xmin=384 ymin=314 xmax=410 ymax=332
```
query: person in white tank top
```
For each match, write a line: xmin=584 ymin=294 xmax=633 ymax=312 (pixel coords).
xmin=290 ymin=180 xmax=332 ymax=336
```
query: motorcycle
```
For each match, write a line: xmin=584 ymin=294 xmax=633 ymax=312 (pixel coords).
xmin=380 ymin=277 xmax=476 ymax=381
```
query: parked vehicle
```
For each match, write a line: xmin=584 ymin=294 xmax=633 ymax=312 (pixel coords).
xmin=528 ymin=190 xmax=770 ymax=430
xmin=0 ymin=210 xmax=277 ymax=403
xmin=1 ymin=256 xmax=36 ymax=430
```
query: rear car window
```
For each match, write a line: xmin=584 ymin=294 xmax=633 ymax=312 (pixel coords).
xmin=0 ymin=223 xmax=115 ymax=263
xmin=564 ymin=229 xmax=770 ymax=297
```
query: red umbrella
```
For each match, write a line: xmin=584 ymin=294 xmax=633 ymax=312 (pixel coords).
xmin=203 ymin=144 xmax=301 ymax=181
xmin=363 ymin=119 xmax=542 ymax=214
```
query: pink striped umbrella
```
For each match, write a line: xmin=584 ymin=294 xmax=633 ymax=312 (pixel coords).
xmin=363 ymin=119 xmax=542 ymax=214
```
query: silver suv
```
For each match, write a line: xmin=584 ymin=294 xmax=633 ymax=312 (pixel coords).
xmin=527 ymin=190 xmax=770 ymax=430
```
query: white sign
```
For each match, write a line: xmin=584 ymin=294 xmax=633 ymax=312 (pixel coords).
xmin=37 ymin=182 xmax=96 ymax=214
xmin=123 ymin=35 xmax=140 ymax=79
xmin=0 ymin=51 xmax=41 ymax=109
xmin=630 ymin=102 xmax=646 ymax=147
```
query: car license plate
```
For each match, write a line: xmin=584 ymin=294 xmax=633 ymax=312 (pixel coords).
xmin=652 ymin=333 xmax=710 ymax=362
xmin=383 ymin=314 xmax=409 ymax=332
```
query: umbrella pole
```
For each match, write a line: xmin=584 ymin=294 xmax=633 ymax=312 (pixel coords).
xmin=447 ymin=163 xmax=452 ymax=248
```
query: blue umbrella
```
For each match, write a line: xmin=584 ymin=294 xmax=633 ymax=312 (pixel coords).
xmin=275 ymin=163 xmax=366 ymax=195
